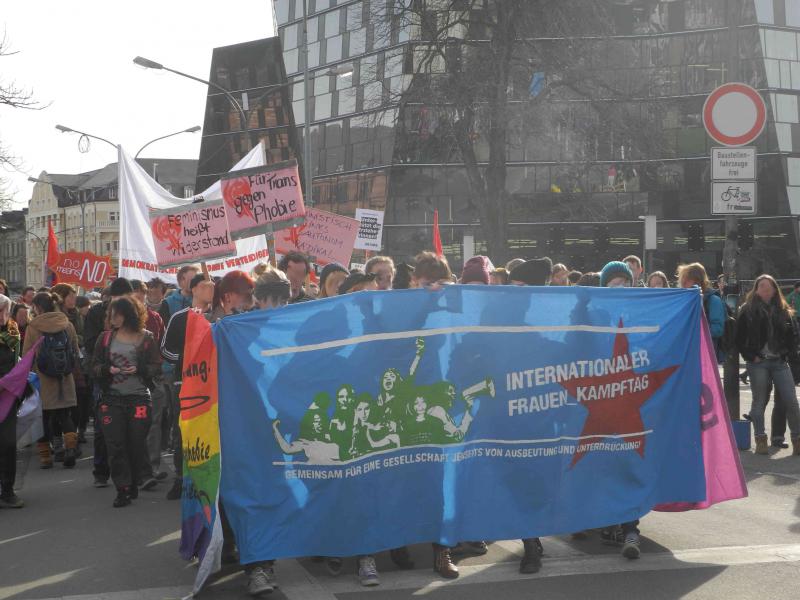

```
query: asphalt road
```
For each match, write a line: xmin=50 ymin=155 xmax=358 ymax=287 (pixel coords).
xmin=1 ymin=380 xmax=798 ymax=600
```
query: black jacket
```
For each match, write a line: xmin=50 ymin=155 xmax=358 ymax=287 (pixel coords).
xmin=91 ymin=330 xmax=162 ymax=395
xmin=83 ymin=301 xmax=108 ymax=360
xmin=735 ymin=303 xmax=797 ymax=363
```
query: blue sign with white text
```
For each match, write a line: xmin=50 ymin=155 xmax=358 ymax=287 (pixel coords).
xmin=215 ymin=286 xmax=705 ymax=563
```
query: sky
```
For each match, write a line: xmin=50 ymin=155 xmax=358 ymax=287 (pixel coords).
xmin=0 ymin=0 xmax=275 ymax=208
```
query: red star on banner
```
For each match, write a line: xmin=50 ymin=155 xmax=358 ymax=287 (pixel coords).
xmin=559 ymin=319 xmax=679 ymax=467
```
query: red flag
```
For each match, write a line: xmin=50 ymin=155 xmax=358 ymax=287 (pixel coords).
xmin=46 ymin=218 xmax=60 ymax=285
xmin=433 ymin=209 xmax=443 ymax=257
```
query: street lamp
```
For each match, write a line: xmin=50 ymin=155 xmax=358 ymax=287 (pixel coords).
xmin=135 ymin=125 xmax=201 ymax=159
xmin=55 ymin=124 xmax=118 ymax=152
xmin=133 ymin=56 xmax=248 ymax=133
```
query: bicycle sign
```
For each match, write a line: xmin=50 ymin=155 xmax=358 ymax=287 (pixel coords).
xmin=711 ymin=181 xmax=756 ymax=215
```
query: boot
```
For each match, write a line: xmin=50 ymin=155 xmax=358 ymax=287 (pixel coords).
xmin=433 ymin=544 xmax=458 ymax=579
xmin=754 ymin=435 xmax=769 ymax=455
xmin=792 ymin=437 xmax=800 ymax=456
xmin=37 ymin=442 xmax=53 ymax=469
xmin=52 ymin=435 xmax=65 ymax=463
xmin=63 ymin=432 xmax=78 ymax=468
xmin=520 ymin=537 xmax=543 ymax=574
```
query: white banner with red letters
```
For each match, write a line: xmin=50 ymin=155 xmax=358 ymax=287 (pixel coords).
xmin=118 ymin=145 xmax=269 ymax=284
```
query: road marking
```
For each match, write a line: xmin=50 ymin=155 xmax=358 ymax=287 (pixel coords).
xmin=0 ymin=569 xmax=86 ymax=600
xmin=146 ymin=529 xmax=182 ymax=547
xmin=295 ymin=543 xmax=800 ymax=595
xmin=0 ymin=529 xmax=45 ymax=546
xmin=757 ymin=471 xmax=800 ymax=482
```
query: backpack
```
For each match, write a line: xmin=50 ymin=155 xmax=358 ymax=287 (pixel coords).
xmin=703 ymin=293 xmax=737 ymax=354
xmin=37 ymin=330 xmax=76 ymax=378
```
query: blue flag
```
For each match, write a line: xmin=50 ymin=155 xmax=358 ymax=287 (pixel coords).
xmin=215 ymin=286 xmax=705 ymax=563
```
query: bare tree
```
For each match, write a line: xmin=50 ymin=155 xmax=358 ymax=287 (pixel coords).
xmin=0 ymin=31 xmax=45 ymax=206
xmin=367 ymin=0 xmax=665 ymax=262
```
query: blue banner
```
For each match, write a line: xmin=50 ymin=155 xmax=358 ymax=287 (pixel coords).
xmin=215 ymin=286 xmax=705 ymax=563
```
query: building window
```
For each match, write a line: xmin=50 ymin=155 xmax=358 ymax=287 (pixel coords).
xmin=109 ymin=211 xmax=118 ymax=222
xmin=184 ymin=186 xmax=195 ymax=198
xmin=108 ymin=186 xmax=117 ymax=199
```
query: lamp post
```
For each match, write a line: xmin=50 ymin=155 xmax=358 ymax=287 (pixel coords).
xmin=133 ymin=56 xmax=249 ymax=134
xmin=55 ymin=124 xmax=118 ymax=151
xmin=135 ymin=125 xmax=201 ymax=159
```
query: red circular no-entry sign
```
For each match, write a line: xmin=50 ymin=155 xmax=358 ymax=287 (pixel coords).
xmin=703 ymin=83 xmax=767 ymax=147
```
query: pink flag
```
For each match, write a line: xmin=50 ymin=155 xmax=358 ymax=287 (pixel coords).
xmin=655 ymin=315 xmax=747 ymax=511
xmin=0 ymin=338 xmax=42 ymax=423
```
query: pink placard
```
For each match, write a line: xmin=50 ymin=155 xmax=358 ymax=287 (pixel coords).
xmin=149 ymin=200 xmax=236 ymax=268
xmin=275 ymin=208 xmax=359 ymax=266
xmin=221 ymin=160 xmax=306 ymax=240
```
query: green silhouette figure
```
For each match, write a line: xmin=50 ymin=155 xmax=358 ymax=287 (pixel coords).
xmin=299 ymin=392 xmax=331 ymax=442
xmin=330 ymin=385 xmax=356 ymax=460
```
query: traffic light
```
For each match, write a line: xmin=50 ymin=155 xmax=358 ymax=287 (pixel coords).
xmin=687 ymin=224 xmax=705 ymax=252
xmin=738 ymin=221 xmax=754 ymax=251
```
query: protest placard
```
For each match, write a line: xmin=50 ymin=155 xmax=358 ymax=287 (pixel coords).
xmin=275 ymin=208 xmax=359 ymax=266
xmin=221 ymin=160 xmax=306 ymax=240
xmin=49 ymin=251 xmax=115 ymax=289
xmin=149 ymin=200 xmax=236 ymax=268
xmin=354 ymin=208 xmax=384 ymax=251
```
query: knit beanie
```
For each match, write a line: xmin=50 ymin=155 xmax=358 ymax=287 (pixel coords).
xmin=509 ymin=258 xmax=553 ymax=286
xmin=461 ymin=256 xmax=494 ymax=285
xmin=108 ymin=277 xmax=133 ymax=297
xmin=599 ymin=261 xmax=633 ymax=287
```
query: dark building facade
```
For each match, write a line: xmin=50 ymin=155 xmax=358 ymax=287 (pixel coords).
xmin=195 ymin=38 xmax=298 ymax=192
xmin=270 ymin=0 xmax=800 ymax=279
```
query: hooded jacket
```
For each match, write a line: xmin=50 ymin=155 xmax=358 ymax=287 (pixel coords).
xmin=22 ymin=311 xmax=79 ymax=410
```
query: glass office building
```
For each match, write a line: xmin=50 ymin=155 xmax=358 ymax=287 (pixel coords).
xmin=272 ymin=0 xmax=800 ymax=279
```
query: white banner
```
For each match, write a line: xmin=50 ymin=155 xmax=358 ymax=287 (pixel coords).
xmin=118 ymin=145 xmax=270 ymax=284
xmin=354 ymin=208 xmax=384 ymax=251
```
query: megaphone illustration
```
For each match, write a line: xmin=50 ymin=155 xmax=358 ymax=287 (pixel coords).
xmin=463 ymin=377 xmax=495 ymax=401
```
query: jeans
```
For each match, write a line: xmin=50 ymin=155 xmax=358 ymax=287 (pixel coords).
xmin=143 ymin=375 xmax=167 ymax=478
xmin=100 ymin=395 xmax=152 ymax=490
xmin=0 ymin=408 xmax=17 ymax=497
xmin=746 ymin=359 xmax=800 ymax=438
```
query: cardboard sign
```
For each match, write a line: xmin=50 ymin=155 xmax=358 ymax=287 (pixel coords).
xmin=149 ymin=200 xmax=236 ymax=268
xmin=221 ymin=160 xmax=306 ymax=240
xmin=49 ymin=251 xmax=115 ymax=289
xmin=354 ymin=208 xmax=385 ymax=251
xmin=275 ymin=208 xmax=359 ymax=266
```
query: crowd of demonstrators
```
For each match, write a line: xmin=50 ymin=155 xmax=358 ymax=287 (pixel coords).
xmin=3 ymin=249 xmax=800 ymax=595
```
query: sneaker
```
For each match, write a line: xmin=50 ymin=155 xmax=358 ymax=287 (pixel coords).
xmin=600 ymin=527 xmax=624 ymax=546
xmin=772 ymin=439 xmax=790 ymax=449
xmin=246 ymin=566 xmax=274 ymax=596
xmin=325 ymin=557 xmax=343 ymax=577
xmin=0 ymin=494 xmax=24 ymax=508
xmin=358 ymin=556 xmax=380 ymax=587
xmin=141 ymin=477 xmax=159 ymax=491
xmin=166 ymin=479 xmax=182 ymax=500
xmin=113 ymin=490 xmax=131 ymax=508
xmin=622 ymin=532 xmax=641 ymax=559
xmin=93 ymin=476 xmax=109 ymax=488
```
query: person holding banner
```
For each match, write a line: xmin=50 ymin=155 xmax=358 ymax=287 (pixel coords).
xmin=253 ymin=267 xmax=291 ymax=310
xmin=210 ymin=271 xmax=255 ymax=322
xmin=91 ymin=297 xmax=161 ymax=507
xmin=365 ymin=256 xmax=396 ymax=291
xmin=278 ymin=252 xmax=313 ymax=303
xmin=0 ymin=294 xmax=22 ymax=508
xmin=735 ymin=274 xmax=800 ymax=456
xmin=318 ymin=263 xmax=349 ymax=299
xmin=161 ymin=274 xmax=215 ymax=500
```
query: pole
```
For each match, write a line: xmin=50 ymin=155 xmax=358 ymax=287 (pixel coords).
xmin=81 ymin=195 xmax=86 ymax=252
xmin=302 ymin=0 xmax=312 ymax=206
xmin=722 ymin=0 xmax=741 ymax=419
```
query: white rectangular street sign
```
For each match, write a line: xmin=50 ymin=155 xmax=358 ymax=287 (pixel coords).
xmin=711 ymin=147 xmax=756 ymax=180
xmin=711 ymin=181 xmax=757 ymax=215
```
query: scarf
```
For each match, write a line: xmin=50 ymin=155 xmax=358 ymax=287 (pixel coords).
xmin=0 ymin=320 xmax=21 ymax=360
